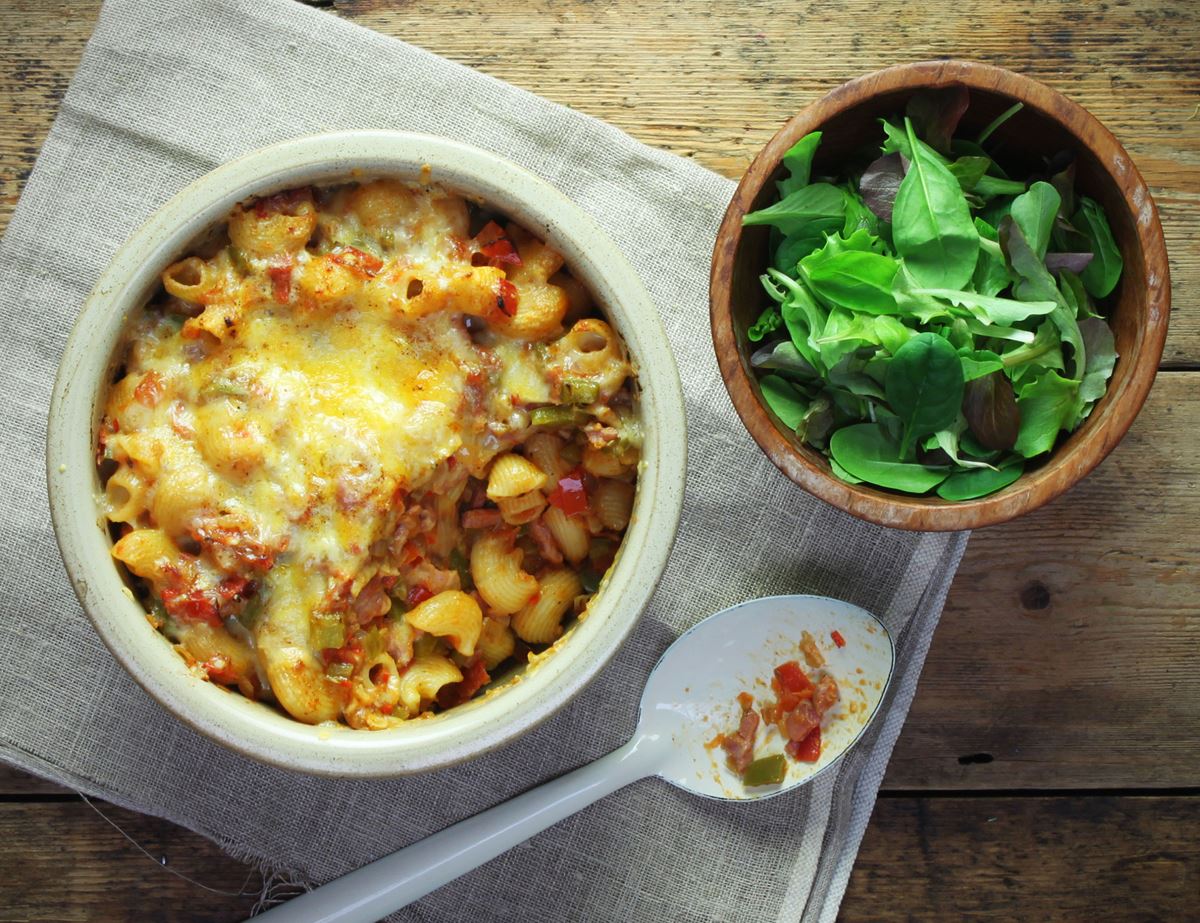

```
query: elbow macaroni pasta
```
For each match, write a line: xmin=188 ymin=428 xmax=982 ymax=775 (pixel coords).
xmin=97 ymin=178 xmax=642 ymax=729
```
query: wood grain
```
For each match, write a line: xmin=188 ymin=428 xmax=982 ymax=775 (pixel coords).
xmin=845 ymin=795 xmax=1200 ymax=922
xmin=0 ymin=795 xmax=1195 ymax=922
xmin=0 ymin=800 xmax=259 ymax=922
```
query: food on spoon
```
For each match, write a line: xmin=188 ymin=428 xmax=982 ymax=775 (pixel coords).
xmin=744 ymin=85 xmax=1122 ymax=499
xmin=717 ymin=653 xmax=841 ymax=784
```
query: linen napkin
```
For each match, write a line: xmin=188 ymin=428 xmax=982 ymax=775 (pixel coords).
xmin=0 ymin=1 xmax=969 ymax=919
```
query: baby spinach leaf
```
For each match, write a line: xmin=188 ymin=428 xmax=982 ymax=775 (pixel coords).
xmin=936 ymin=458 xmax=1025 ymax=500
xmin=773 ymin=230 xmax=824 ymax=275
xmin=874 ymin=315 xmax=914 ymax=356
xmin=965 ymin=318 xmax=1037 ymax=343
xmin=1058 ymin=269 xmax=1100 ymax=320
xmin=743 ymin=183 xmax=847 ymax=236
xmin=842 ymin=187 xmax=881 ymax=238
xmin=892 ymin=118 xmax=979 ymax=290
xmin=947 ymin=156 xmax=992 ymax=192
xmin=829 ymin=423 xmax=950 ymax=493
xmin=960 ymin=431 xmax=1001 ymax=461
xmin=906 ymin=84 xmax=970 ymax=155
xmin=998 ymin=215 xmax=1058 ymax=302
xmin=747 ymin=305 xmax=782 ymax=342
xmin=1072 ymin=197 xmax=1123 ymax=298
xmin=776 ymin=132 xmax=823 ymax=197
xmin=914 ymin=288 xmax=1057 ymax=326
xmin=828 ymin=359 xmax=886 ymax=400
xmin=828 ymin=456 xmax=864 ymax=484
xmin=1000 ymin=320 xmax=1063 ymax=371
xmin=759 ymin=374 xmax=811 ymax=431
xmin=803 ymin=250 xmax=901 ymax=314
xmin=885 ymin=332 xmax=965 ymax=458
xmin=1011 ymin=181 xmax=1061 ymax=260
xmin=958 ymin=348 xmax=1005 ymax=381
xmin=860 ymin=153 xmax=905 ymax=223
xmin=963 ymin=371 xmax=1020 ymax=450
xmin=974 ymin=175 xmax=1027 ymax=198
xmin=766 ymin=269 xmax=827 ymax=372
xmin=972 ymin=219 xmax=1011 ymax=296
xmin=1013 ymin=370 xmax=1080 ymax=457
xmin=797 ymin=394 xmax=836 ymax=446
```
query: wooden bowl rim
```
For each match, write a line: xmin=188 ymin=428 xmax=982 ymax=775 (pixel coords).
xmin=710 ymin=60 xmax=1171 ymax=532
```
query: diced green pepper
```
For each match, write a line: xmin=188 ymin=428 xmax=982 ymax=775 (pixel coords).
xmin=449 ymin=548 xmax=473 ymax=591
xmin=530 ymin=406 xmax=589 ymax=428
xmin=742 ymin=753 xmax=788 ymax=786
xmin=228 ymin=246 xmax=251 ymax=274
xmin=310 ymin=616 xmax=346 ymax=651
xmin=378 ymin=229 xmax=395 ymax=249
xmin=560 ymin=377 xmax=600 ymax=405
xmin=325 ymin=661 xmax=353 ymax=682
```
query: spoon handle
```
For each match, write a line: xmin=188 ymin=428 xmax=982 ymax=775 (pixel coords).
xmin=249 ymin=735 xmax=660 ymax=923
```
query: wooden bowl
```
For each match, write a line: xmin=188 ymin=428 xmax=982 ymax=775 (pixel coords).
xmin=710 ymin=61 xmax=1170 ymax=531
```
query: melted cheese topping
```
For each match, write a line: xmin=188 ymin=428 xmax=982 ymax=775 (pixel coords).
xmin=100 ymin=179 xmax=638 ymax=729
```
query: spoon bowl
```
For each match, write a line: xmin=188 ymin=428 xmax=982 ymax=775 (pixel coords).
xmin=643 ymin=595 xmax=894 ymax=800
xmin=252 ymin=595 xmax=894 ymax=923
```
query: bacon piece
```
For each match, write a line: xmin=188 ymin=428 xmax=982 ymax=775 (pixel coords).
xmin=528 ymin=517 xmax=563 ymax=565
xmin=330 ymin=246 xmax=384 ymax=278
xmin=436 ymin=659 xmax=491 ymax=709
xmin=783 ymin=700 xmax=820 ymax=743
xmin=267 ymin=259 xmax=293 ymax=304
xmin=812 ymin=674 xmax=840 ymax=717
xmin=352 ymin=575 xmax=393 ymax=624
xmin=461 ymin=508 xmax=502 ymax=530
xmin=721 ymin=709 xmax=760 ymax=774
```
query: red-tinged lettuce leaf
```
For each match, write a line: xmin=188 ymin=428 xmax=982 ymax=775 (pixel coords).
xmin=1045 ymin=252 xmax=1094 ymax=274
xmin=905 ymin=84 xmax=970 ymax=155
xmin=859 ymin=153 xmax=905 ymax=223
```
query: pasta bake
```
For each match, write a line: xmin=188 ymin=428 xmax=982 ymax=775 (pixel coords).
xmin=97 ymin=178 xmax=640 ymax=729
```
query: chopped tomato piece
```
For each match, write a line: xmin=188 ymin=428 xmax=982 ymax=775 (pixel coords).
xmin=406 ymin=584 xmax=433 ymax=607
xmin=473 ymin=220 xmax=506 ymax=247
xmin=548 ymin=467 xmax=588 ymax=517
xmin=831 ymin=630 xmax=846 ymax=648
xmin=480 ymin=236 xmax=522 ymax=267
xmin=786 ymin=726 xmax=822 ymax=763
xmin=160 ymin=587 xmax=221 ymax=627
xmin=133 ymin=371 xmax=165 ymax=407
xmin=774 ymin=660 xmax=814 ymax=695
xmin=330 ymin=246 xmax=384 ymax=278
xmin=496 ymin=278 xmax=519 ymax=317
xmin=266 ymin=260 xmax=292 ymax=303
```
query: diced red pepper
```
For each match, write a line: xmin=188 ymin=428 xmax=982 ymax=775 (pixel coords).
xmin=267 ymin=260 xmax=292 ymax=303
xmin=160 ymin=587 xmax=221 ymax=627
xmin=480 ymin=237 xmax=522 ymax=267
xmin=496 ymin=278 xmax=519 ymax=317
xmin=548 ymin=467 xmax=589 ymax=517
xmin=786 ymin=726 xmax=822 ymax=763
xmin=831 ymin=630 xmax=846 ymax=648
xmin=216 ymin=575 xmax=252 ymax=603
xmin=774 ymin=660 xmax=814 ymax=695
xmin=473 ymin=220 xmax=506 ymax=247
xmin=406 ymin=584 xmax=433 ymax=608
xmin=330 ymin=246 xmax=384 ymax=278
xmin=436 ymin=659 xmax=491 ymax=709
xmin=133 ymin=371 xmax=165 ymax=407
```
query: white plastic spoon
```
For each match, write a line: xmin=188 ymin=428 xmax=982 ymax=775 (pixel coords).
xmin=251 ymin=594 xmax=895 ymax=922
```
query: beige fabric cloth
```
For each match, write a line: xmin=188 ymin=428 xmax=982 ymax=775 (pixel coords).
xmin=0 ymin=1 xmax=968 ymax=919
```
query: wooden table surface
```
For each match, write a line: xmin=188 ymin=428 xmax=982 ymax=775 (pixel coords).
xmin=2 ymin=0 xmax=1197 ymax=920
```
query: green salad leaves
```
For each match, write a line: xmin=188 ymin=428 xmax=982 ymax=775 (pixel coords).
xmin=745 ymin=87 xmax=1121 ymax=498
